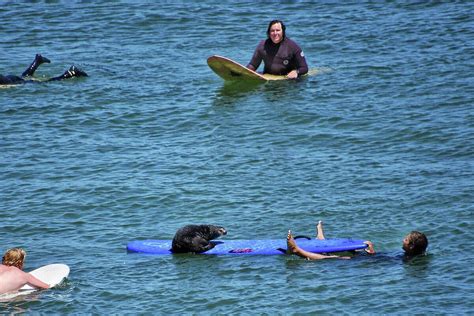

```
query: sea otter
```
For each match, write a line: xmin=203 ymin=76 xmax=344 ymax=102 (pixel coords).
xmin=171 ymin=224 xmax=227 ymax=254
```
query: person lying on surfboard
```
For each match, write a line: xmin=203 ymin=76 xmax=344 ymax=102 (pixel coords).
xmin=247 ymin=20 xmax=308 ymax=80
xmin=0 ymin=53 xmax=87 ymax=85
xmin=287 ymin=221 xmax=428 ymax=260
xmin=0 ymin=248 xmax=50 ymax=294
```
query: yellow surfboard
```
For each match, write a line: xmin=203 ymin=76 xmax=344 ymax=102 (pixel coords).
xmin=207 ymin=55 xmax=287 ymax=82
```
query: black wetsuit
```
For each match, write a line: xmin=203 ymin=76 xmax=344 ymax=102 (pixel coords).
xmin=247 ymin=37 xmax=308 ymax=76
xmin=0 ymin=54 xmax=87 ymax=85
xmin=0 ymin=75 xmax=25 ymax=85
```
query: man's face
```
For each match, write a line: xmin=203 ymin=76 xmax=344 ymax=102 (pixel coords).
xmin=269 ymin=23 xmax=283 ymax=44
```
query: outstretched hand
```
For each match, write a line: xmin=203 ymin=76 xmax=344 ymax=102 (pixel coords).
xmin=364 ymin=241 xmax=376 ymax=254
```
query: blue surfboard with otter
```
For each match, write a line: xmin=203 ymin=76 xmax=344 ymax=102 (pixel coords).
xmin=127 ymin=238 xmax=367 ymax=255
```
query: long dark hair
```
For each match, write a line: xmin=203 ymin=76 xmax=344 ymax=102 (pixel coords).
xmin=266 ymin=20 xmax=286 ymax=40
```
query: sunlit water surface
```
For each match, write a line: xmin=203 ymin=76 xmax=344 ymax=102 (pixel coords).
xmin=1 ymin=2 xmax=473 ymax=314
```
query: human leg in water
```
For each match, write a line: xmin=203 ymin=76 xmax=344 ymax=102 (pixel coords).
xmin=286 ymin=230 xmax=351 ymax=260
xmin=0 ymin=74 xmax=24 ymax=85
xmin=21 ymin=54 xmax=51 ymax=77
xmin=1 ymin=55 xmax=87 ymax=85
xmin=316 ymin=220 xmax=375 ymax=254
xmin=48 ymin=65 xmax=88 ymax=81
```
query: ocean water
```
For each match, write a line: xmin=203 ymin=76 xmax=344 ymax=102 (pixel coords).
xmin=1 ymin=1 xmax=473 ymax=314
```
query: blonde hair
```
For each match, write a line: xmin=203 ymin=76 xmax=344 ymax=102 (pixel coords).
xmin=2 ymin=248 xmax=26 ymax=269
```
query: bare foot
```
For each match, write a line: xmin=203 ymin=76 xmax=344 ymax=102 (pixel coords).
xmin=286 ymin=230 xmax=298 ymax=255
xmin=287 ymin=229 xmax=351 ymax=260
xmin=316 ymin=221 xmax=325 ymax=240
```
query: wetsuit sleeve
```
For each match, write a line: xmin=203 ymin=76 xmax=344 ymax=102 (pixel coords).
xmin=286 ymin=38 xmax=308 ymax=76
xmin=294 ymin=45 xmax=308 ymax=76
xmin=247 ymin=42 xmax=264 ymax=71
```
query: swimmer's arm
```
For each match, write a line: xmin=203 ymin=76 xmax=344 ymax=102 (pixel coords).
xmin=247 ymin=43 xmax=264 ymax=71
xmin=295 ymin=49 xmax=308 ymax=76
xmin=288 ymin=45 xmax=308 ymax=79
xmin=25 ymin=272 xmax=50 ymax=289
xmin=294 ymin=247 xmax=351 ymax=260
xmin=286 ymin=58 xmax=307 ymax=79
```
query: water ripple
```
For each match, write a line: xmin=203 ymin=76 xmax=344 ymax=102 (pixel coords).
xmin=1 ymin=1 xmax=473 ymax=314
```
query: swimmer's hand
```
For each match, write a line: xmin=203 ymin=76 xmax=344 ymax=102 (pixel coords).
xmin=364 ymin=241 xmax=376 ymax=255
xmin=286 ymin=70 xmax=298 ymax=79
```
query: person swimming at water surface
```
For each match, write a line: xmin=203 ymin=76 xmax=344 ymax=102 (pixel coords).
xmin=0 ymin=248 xmax=50 ymax=295
xmin=286 ymin=221 xmax=428 ymax=260
xmin=0 ymin=54 xmax=87 ymax=85
xmin=247 ymin=20 xmax=308 ymax=79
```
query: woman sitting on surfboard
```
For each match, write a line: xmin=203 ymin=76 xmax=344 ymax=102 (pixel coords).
xmin=247 ymin=20 xmax=308 ymax=79
xmin=0 ymin=248 xmax=50 ymax=294
xmin=287 ymin=221 xmax=428 ymax=260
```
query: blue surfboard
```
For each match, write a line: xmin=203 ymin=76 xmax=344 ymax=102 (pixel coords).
xmin=127 ymin=238 xmax=367 ymax=255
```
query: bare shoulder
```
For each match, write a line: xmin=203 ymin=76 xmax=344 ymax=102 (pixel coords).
xmin=0 ymin=265 xmax=27 ymax=281
xmin=0 ymin=265 xmax=17 ymax=273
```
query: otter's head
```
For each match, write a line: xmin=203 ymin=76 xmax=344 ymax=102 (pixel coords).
xmin=208 ymin=225 xmax=227 ymax=239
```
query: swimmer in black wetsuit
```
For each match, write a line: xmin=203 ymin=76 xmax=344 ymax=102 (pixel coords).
xmin=247 ymin=20 xmax=308 ymax=79
xmin=0 ymin=54 xmax=87 ymax=85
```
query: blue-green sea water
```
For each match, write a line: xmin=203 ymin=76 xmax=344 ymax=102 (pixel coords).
xmin=1 ymin=1 xmax=473 ymax=314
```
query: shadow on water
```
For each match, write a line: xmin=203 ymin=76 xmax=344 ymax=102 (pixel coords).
xmin=259 ymin=79 xmax=298 ymax=103
xmin=402 ymin=253 xmax=432 ymax=278
xmin=211 ymin=80 xmax=264 ymax=107
xmin=211 ymin=79 xmax=301 ymax=107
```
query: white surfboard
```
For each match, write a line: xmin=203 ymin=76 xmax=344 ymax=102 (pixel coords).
xmin=0 ymin=264 xmax=69 ymax=301
xmin=20 ymin=263 xmax=70 ymax=291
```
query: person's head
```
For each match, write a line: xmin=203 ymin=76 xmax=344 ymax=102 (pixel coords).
xmin=267 ymin=20 xmax=286 ymax=44
xmin=402 ymin=231 xmax=428 ymax=256
xmin=2 ymin=248 xmax=26 ymax=269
